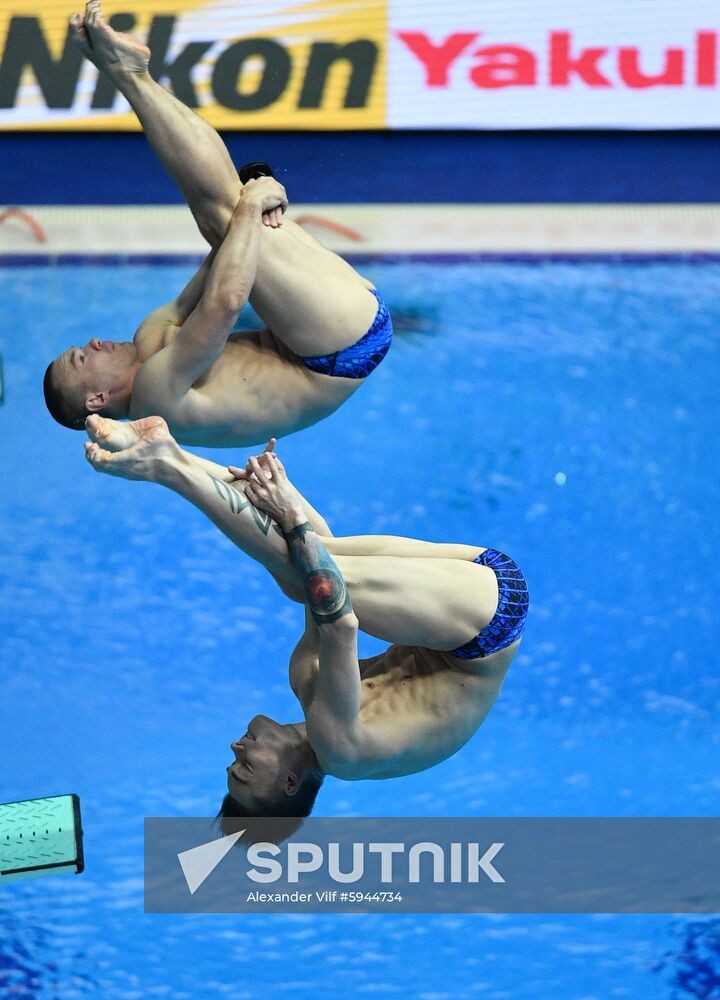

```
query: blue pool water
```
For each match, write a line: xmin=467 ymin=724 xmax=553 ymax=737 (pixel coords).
xmin=1 ymin=260 xmax=719 ymax=998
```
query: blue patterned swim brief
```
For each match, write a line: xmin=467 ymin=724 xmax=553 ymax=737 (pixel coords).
xmin=450 ymin=549 xmax=529 ymax=660
xmin=301 ymin=289 xmax=393 ymax=379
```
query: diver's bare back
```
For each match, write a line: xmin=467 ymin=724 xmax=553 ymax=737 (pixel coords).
xmin=298 ymin=641 xmax=518 ymax=781
xmin=130 ymin=219 xmax=378 ymax=447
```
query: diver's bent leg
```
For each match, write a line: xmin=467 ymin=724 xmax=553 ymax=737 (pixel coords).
xmin=74 ymin=3 xmax=238 ymax=243
xmin=332 ymin=555 xmax=499 ymax=650
xmin=92 ymin=443 xmax=491 ymax=639
xmin=82 ymin=424 xmax=300 ymax=596
xmin=182 ymin=453 xmax=332 ymax=537
xmin=114 ymin=74 xmax=240 ymax=246
xmin=183 ymin=457 xmax=332 ymax=540
xmin=157 ymin=468 xmax=493 ymax=646
xmin=159 ymin=478 xmax=490 ymax=643
xmin=160 ymin=458 xmax=303 ymax=597
xmin=86 ymin=416 xmax=332 ymax=541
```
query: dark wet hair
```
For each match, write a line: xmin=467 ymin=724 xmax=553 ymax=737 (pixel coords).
xmin=217 ymin=770 xmax=324 ymax=847
xmin=43 ymin=361 xmax=86 ymax=430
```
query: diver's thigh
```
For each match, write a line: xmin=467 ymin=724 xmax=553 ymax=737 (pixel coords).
xmin=336 ymin=555 xmax=497 ymax=650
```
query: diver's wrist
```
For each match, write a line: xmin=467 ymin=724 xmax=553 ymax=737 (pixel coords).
xmin=280 ymin=506 xmax=309 ymax=534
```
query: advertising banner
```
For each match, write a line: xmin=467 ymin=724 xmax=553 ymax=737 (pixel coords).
xmin=0 ymin=0 xmax=386 ymax=130
xmin=1 ymin=0 xmax=719 ymax=129
xmin=388 ymin=0 xmax=720 ymax=128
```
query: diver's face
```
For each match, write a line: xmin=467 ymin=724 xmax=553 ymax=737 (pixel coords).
xmin=55 ymin=338 xmax=132 ymax=395
xmin=226 ymin=715 xmax=288 ymax=809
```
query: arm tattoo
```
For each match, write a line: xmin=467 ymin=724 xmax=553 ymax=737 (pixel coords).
xmin=284 ymin=522 xmax=353 ymax=626
xmin=208 ymin=474 xmax=284 ymax=537
xmin=284 ymin=521 xmax=313 ymax=545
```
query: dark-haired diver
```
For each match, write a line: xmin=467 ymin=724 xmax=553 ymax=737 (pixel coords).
xmin=83 ymin=416 xmax=529 ymax=825
xmin=44 ymin=1 xmax=391 ymax=445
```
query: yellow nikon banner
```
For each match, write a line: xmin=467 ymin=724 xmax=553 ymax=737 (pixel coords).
xmin=0 ymin=0 xmax=386 ymax=129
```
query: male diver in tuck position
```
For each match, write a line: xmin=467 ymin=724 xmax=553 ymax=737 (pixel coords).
xmin=83 ymin=416 xmax=529 ymax=821
xmin=43 ymin=1 xmax=392 ymax=446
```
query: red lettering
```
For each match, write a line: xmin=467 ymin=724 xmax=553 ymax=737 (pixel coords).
xmin=550 ymin=31 xmax=611 ymax=87
xmin=395 ymin=31 xmax=477 ymax=86
xmin=696 ymin=31 xmax=717 ymax=86
xmin=398 ymin=27 xmax=718 ymax=93
xmin=471 ymin=45 xmax=537 ymax=88
xmin=619 ymin=47 xmax=684 ymax=87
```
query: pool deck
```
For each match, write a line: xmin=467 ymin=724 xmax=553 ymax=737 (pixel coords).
xmin=2 ymin=204 xmax=720 ymax=259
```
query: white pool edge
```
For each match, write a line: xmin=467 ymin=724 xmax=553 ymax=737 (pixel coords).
xmin=2 ymin=204 xmax=720 ymax=257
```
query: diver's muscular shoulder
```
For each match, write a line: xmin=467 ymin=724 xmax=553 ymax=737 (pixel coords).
xmin=128 ymin=349 xmax=206 ymax=424
xmin=132 ymin=303 xmax=181 ymax=360
xmin=128 ymin=309 xmax=191 ymax=420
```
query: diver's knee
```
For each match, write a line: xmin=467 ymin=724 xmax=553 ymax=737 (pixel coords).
xmin=195 ymin=205 xmax=234 ymax=248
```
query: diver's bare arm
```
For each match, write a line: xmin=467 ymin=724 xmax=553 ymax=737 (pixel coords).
xmin=131 ymin=249 xmax=219 ymax=343
xmin=143 ymin=450 xmax=324 ymax=600
xmin=156 ymin=454 xmax=299 ymax=594
xmin=154 ymin=436 xmax=332 ymax=533
xmin=282 ymin=518 xmax=360 ymax=723
xmin=162 ymin=199 xmax=264 ymax=391
xmin=228 ymin=446 xmax=333 ymax=536
xmin=244 ymin=464 xmax=361 ymax=721
xmin=173 ymin=248 xmax=219 ymax=322
xmin=177 ymin=449 xmax=333 ymax=536
xmin=288 ymin=605 xmax=320 ymax=703
xmin=281 ymin=519 xmax=354 ymax=628
xmin=162 ymin=178 xmax=285 ymax=391
xmin=85 ymin=424 xmax=309 ymax=599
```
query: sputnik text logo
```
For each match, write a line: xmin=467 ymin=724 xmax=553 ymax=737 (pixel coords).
xmin=177 ymin=834 xmax=505 ymax=894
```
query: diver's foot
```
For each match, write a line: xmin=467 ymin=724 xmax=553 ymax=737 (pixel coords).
xmin=85 ymin=414 xmax=138 ymax=452
xmin=84 ymin=415 xmax=181 ymax=481
xmin=70 ymin=1 xmax=150 ymax=77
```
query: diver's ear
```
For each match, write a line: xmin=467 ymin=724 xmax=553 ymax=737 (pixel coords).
xmin=285 ymin=771 xmax=300 ymax=797
xmin=85 ymin=390 xmax=108 ymax=413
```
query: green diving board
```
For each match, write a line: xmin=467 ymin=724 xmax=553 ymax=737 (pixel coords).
xmin=0 ymin=794 xmax=84 ymax=883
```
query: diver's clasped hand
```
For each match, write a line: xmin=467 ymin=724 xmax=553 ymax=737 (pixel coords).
xmin=237 ymin=177 xmax=288 ymax=230
xmin=228 ymin=440 xmax=305 ymax=530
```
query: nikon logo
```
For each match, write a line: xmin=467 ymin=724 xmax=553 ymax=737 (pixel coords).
xmin=0 ymin=15 xmax=378 ymax=111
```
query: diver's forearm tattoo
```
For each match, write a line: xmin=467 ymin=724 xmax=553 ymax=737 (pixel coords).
xmin=284 ymin=521 xmax=313 ymax=545
xmin=284 ymin=522 xmax=353 ymax=626
xmin=208 ymin=474 xmax=284 ymax=537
